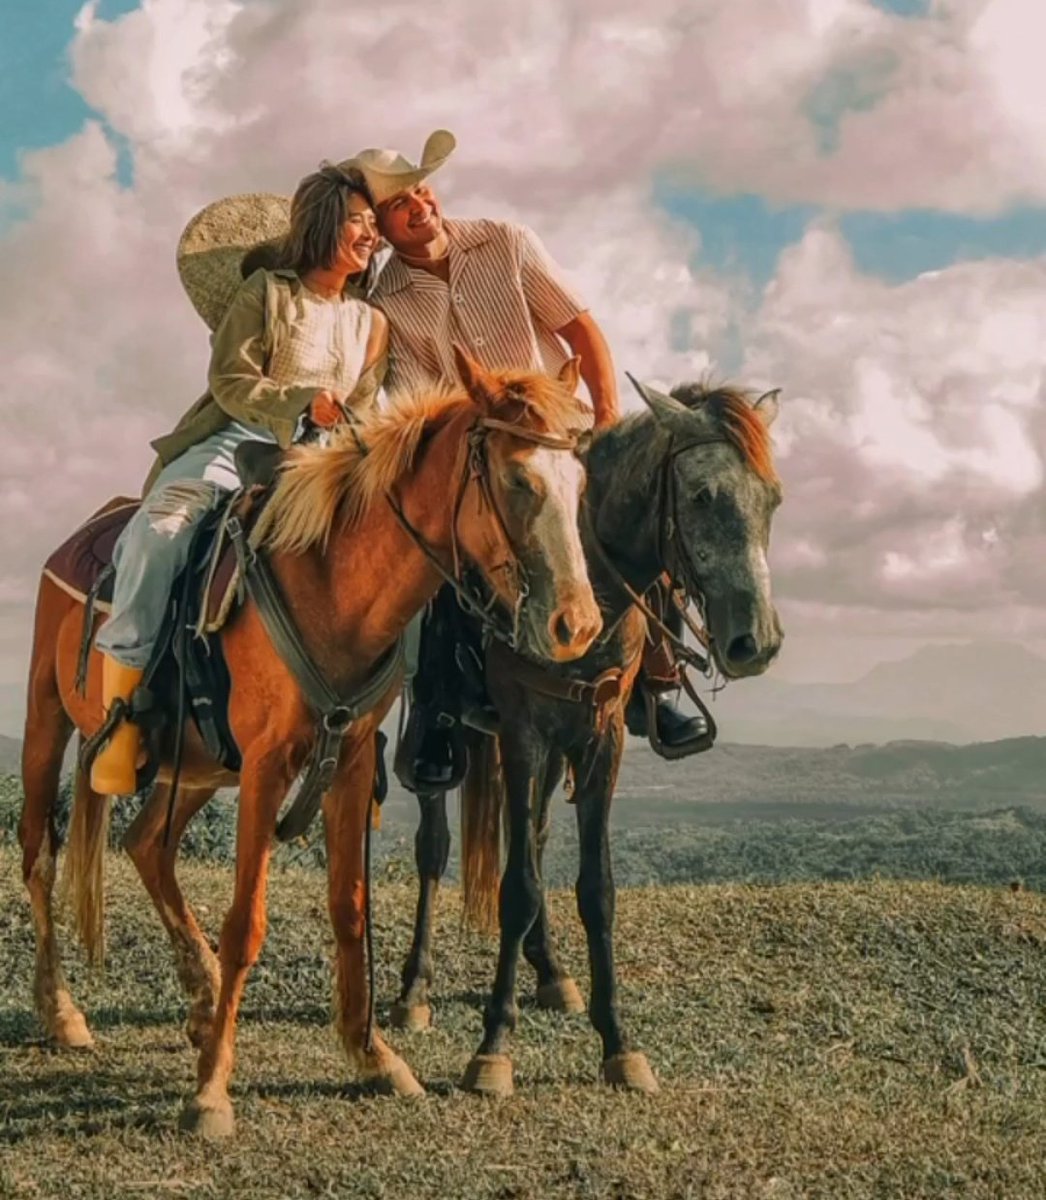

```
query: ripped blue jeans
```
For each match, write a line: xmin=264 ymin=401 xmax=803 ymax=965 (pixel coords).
xmin=95 ymin=424 xmax=271 ymax=669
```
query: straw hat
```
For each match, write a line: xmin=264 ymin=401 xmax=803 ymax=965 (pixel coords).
xmin=339 ymin=129 xmax=456 ymax=205
xmin=177 ymin=192 xmax=290 ymax=331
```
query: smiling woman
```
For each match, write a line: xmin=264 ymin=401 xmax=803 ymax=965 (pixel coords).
xmin=86 ymin=162 xmax=389 ymax=795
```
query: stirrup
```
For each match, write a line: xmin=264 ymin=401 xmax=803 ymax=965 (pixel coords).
xmin=642 ymin=679 xmax=717 ymax=761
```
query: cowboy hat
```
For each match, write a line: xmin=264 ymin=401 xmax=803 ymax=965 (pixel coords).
xmin=176 ymin=192 xmax=291 ymax=331
xmin=339 ymin=129 xmax=456 ymax=205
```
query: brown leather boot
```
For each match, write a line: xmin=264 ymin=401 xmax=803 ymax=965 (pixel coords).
xmin=89 ymin=657 xmax=144 ymax=795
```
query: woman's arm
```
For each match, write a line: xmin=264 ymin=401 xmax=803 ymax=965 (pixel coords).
xmin=342 ymin=307 xmax=390 ymax=414
xmin=207 ymin=270 xmax=323 ymax=447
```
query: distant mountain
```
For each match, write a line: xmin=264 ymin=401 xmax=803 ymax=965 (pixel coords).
xmin=705 ymin=641 xmax=1046 ymax=746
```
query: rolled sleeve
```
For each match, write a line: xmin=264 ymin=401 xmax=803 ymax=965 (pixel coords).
xmin=517 ymin=225 xmax=586 ymax=333
xmin=207 ymin=270 xmax=320 ymax=447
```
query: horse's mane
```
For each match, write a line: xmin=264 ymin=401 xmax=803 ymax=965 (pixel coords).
xmin=263 ymin=372 xmax=588 ymax=555
xmin=670 ymin=382 xmax=779 ymax=486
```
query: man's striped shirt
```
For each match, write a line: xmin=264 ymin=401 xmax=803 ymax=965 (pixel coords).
xmin=371 ymin=218 xmax=587 ymax=395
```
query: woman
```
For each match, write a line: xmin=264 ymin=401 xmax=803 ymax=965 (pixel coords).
xmin=91 ymin=164 xmax=388 ymax=795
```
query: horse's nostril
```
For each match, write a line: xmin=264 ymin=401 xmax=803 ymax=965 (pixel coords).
xmin=727 ymin=633 xmax=759 ymax=664
xmin=551 ymin=611 xmax=574 ymax=648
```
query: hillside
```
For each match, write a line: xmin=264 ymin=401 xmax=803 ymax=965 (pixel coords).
xmin=1 ymin=851 xmax=1043 ymax=1199
xmin=707 ymin=641 xmax=1046 ymax=745
xmin=3 ymin=736 xmax=1045 ymax=893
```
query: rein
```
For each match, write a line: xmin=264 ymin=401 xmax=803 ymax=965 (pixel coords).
xmin=385 ymin=415 xmax=586 ymax=651
xmin=578 ymin=430 xmax=734 ymax=677
xmin=488 ymin=430 xmax=731 ymax=747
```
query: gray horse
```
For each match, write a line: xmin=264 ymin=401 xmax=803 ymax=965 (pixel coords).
xmin=392 ymin=378 xmax=784 ymax=1095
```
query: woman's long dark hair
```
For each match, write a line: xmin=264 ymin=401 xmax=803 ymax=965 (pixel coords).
xmin=279 ymin=162 xmax=373 ymax=274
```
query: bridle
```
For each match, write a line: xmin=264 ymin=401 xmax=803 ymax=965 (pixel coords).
xmin=582 ymin=431 xmax=734 ymax=676
xmin=384 ymin=414 xmax=589 ymax=650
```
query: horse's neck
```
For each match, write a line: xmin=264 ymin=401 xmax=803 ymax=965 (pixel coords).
xmin=585 ymin=418 xmax=665 ymax=595
xmin=269 ymin=419 xmax=466 ymax=683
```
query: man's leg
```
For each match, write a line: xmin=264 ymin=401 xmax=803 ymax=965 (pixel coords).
xmin=624 ymin=584 xmax=712 ymax=756
xmin=394 ymin=587 xmax=466 ymax=792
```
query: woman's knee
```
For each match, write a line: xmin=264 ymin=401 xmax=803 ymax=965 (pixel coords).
xmin=141 ymin=480 xmax=223 ymax=541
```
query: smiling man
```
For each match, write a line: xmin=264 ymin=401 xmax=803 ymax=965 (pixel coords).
xmin=341 ymin=131 xmax=709 ymax=784
xmin=344 ymin=130 xmax=619 ymax=424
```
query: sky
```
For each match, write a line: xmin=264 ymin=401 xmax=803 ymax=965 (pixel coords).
xmin=0 ymin=0 xmax=1044 ymax=733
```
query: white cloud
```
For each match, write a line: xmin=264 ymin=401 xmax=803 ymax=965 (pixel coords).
xmin=64 ymin=0 xmax=1046 ymax=212
xmin=0 ymin=0 xmax=1044 ymax=729
xmin=745 ymin=224 xmax=1046 ymax=618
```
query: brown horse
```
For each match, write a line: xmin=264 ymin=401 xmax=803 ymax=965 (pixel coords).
xmin=18 ymin=351 xmax=602 ymax=1137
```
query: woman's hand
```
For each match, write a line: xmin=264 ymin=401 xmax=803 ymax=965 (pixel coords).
xmin=309 ymin=390 xmax=343 ymax=427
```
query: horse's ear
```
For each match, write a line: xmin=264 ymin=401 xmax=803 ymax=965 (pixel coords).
xmin=626 ymin=372 xmax=692 ymax=431
xmin=557 ymin=355 xmax=581 ymax=394
xmin=454 ymin=344 xmax=497 ymax=409
xmin=754 ymin=388 xmax=781 ymax=427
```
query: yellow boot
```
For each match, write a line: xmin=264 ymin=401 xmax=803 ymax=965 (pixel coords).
xmin=90 ymin=657 xmax=144 ymax=795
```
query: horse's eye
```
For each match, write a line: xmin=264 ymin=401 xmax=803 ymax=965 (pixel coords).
xmin=507 ymin=466 xmax=536 ymax=495
xmin=693 ymin=487 xmax=713 ymax=507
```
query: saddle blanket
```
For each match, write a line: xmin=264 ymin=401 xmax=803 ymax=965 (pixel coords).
xmin=42 ymin=495 xmax=243 ymax=633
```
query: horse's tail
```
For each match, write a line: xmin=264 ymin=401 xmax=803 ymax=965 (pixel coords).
xmin=460 ymin=731 xmax=504 ymax=934
xmin=62 ymin=746 xmax=110 ymax=967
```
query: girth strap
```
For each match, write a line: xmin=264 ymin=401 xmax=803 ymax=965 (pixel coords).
xmin=75 ymin=563 xmax=114 ymax=696
xmin=227 ymin=515 xmax=404 ymax=842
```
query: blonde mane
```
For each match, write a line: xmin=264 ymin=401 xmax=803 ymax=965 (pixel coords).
xmin=263 ymin=372 xmax=588 ymax=556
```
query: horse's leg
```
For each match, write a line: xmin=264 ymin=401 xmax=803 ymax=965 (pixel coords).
xmin=390 ymin=787 xmax=450 ymax=1031
xmin=571 ymin=717 xmax=658 ymax=1093
xmin=122 ymin=782 xmax=221 ymax=1048
xmin=523 ymin=749 xmax=585 ymax=1014
xmin=19 ymin=598 xmax=91 ymax=1049
xmin=324 ymin=731 xmax=423 ymax=1096
xmin=462 ymin=733 xmax=547 ymax=1097
xmin=180 ymin=752 xmax=287 ymax=1138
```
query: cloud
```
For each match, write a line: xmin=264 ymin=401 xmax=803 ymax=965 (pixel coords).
xmin=67 ymin=0 xmax=1046 ymax=213
xmin=746 ymin=224 xmax=1046 ymax=624
xmin=0 ymin=0 xmax=1044 ymax=728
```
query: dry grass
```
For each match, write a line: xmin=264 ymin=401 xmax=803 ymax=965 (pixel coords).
xmin=2 ymin=847 xmax=1045 ymax=1199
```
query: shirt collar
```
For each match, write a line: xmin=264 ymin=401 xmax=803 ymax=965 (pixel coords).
xmin=375 ymin=219 xmax=492 ymax=297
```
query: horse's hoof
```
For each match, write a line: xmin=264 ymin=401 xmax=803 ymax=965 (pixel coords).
xmin=601 ymin=1051 xmax=659 ymax=1094
xmin=389 ymin=1001 xmax=432 ymax=1032
xmin=365 ymin=1054 xmax=425 ymax=1098
xmin=179 ymin=1095 xmax=235 ymax=1139
xmin=52 ymin=1009 xmax=94 ymax=1050
xmin=462 ymin=1053 xmax=514 ymax=1097
xmin=535 ymin=978 xmax=585 ymax=1014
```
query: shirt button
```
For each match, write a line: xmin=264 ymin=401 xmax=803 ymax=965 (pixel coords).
xmin=474 ymin=336 xmax=486 ymax=348
xmin=454 ymin=293 xmax=465 ymax=304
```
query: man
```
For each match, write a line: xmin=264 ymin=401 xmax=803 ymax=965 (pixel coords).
xmin=341 ymin=131 xmax=708 ymax=784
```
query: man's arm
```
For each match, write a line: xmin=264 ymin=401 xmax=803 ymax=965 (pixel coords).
xmin=516 ymin=225 xmax=620 ymax=428
xmin=557 ymin=312 xmax=620 ymax=428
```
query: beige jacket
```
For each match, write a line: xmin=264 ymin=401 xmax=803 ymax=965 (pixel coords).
xmin=144 ymin=268 xmax=385 ymax=492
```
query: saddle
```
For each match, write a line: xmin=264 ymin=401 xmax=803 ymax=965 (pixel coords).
xmin=44 ymin=496 xmax=247 ymax=637
xmin=44 ymin=452 xmax=282 ymax=784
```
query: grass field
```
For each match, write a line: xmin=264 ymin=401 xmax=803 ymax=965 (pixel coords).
xmin=2 ymin=847 xmax=1045 ymax=1199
